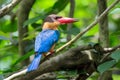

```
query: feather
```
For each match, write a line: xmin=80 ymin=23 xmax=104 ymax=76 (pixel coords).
xmin=27 ymin=53 xmax=42 ymax=72
xmin=35 ymin=29 xmax=60 ymax=53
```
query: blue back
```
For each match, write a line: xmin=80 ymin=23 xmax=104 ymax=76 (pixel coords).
xmin=35 ymin=29 xmax=60 ymax=53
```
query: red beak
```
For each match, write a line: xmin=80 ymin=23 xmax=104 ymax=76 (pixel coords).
xmin=57 ymin=17 xmax=79 ymax=24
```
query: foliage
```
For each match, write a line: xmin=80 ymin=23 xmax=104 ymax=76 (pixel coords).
xmin=97 ymin=50 xmax=120 ymax=74
xmin=0 ymin=0 xmax=120 ymax=80
xmin=97 ymin=60 xmax=116 ymax=74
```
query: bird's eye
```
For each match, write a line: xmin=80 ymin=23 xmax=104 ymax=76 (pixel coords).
xmin=55 ymin=16 xmax=62 ymax=19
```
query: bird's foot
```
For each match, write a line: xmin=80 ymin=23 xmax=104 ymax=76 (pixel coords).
xmin=44 ymin=51 xmax=55 ymax=57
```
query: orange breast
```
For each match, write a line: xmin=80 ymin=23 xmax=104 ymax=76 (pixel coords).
xmin=42 ymin=21 xmax=60 ymax=30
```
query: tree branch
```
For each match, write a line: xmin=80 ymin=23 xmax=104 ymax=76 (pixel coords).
xmin=13 ymin=44 xmax=120 ymax=80
xmin=13 ymin=45 xmax=94 ymax=80
xmin=4 ymin=69 xmax=27 ymax=80
xmin=100 ymin=44 xmax=120 ymax=62
xmin=0 ymin=0 xmax=22 ymax=18
xmin=34 ymin=72 xmax=56 ymax=80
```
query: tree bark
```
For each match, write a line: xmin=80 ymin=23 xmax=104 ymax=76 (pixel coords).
xmin=0 ymin=0 xmax=22 ymax=18
xmin=34 ymin=72 xmax=56 ymax=80
xmin=17 ymin=0 xmax=35 ymax=66
xmin=98 ymin=0 xmax=109 ymax=47
xmin=97 ymin=0 xmax=112 ymax=80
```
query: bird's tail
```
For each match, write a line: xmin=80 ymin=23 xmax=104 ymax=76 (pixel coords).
xmin=27 ymin=53 xmax=42 ymax=72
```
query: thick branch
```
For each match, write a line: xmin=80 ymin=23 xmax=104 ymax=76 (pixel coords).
xmin=0 ymin=0 xmax=22 ymax=18
xmin=34 ymin=72 xmax=56 ymax=80
xmin=4 ymin=44 xmax=120 ymax=80
xmin=14 ymin=45 xmax=93 ymax=80
xmin=14 ymin=44 xmax=120 ymax=80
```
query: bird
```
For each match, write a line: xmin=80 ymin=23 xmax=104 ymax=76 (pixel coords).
xmin=27 ymin=14 xmax=78 ymax=72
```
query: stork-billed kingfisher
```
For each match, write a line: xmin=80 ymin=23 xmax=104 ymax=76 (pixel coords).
xmin=27 ymin=14 xmax=78 ymax=72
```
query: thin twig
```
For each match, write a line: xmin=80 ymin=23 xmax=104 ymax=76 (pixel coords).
xmin=100 ymin=44 xmax=120 ymax=62
xmin=104 ymin=45 xmax=120 ymax=53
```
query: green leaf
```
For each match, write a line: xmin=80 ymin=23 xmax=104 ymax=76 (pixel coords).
xmin=110 ymin=8 xmax=120 ymax=14
xmin=97 ymin=60 xmax=116 ymax=74
xmin=11 ymin=50 xmax=34 ymax=66
xmin=0 ymin=36 xmax=9 ymax=40
xmin=48 ymin=0 xmax=69 ymax=14
xmin=24 ymin=16 xmax=45 ymax=27
xmin=110 ymin=50 xmax=120 ymax=61
xmin=0 ymin=20 xmax=17 ymax=32
xmin=115 ymin=60 xmax=120 ymax=68
xmin=67 ymin=27 xmax=80 ymax=35
xmin=113 ymin=74 xmax=120 ymax=80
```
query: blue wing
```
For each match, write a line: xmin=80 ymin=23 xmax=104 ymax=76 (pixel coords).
xmin=35 ymin=29 xmax=60 ymax=53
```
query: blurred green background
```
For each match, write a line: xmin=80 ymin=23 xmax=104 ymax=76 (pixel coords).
xmin=0 ymin=0 xmax=120 ymax=80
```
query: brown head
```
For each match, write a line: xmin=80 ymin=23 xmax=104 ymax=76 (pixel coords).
xmin=43 ymin=14 xmax=78 ymax=30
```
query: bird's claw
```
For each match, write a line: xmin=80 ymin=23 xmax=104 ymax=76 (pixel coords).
xmin=45 ymin=51 xmax=55 ymax=56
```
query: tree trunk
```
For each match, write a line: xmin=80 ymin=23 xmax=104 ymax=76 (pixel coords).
xmin=17 ymin=0 xmax=35 ymax=66
xmin=67 ymin=0 xmax=75 ymax=41
xmin=98 ymin=0 xmax=109 ymax=47
xmin=97 ymin=0 xmax=112 ymax=80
